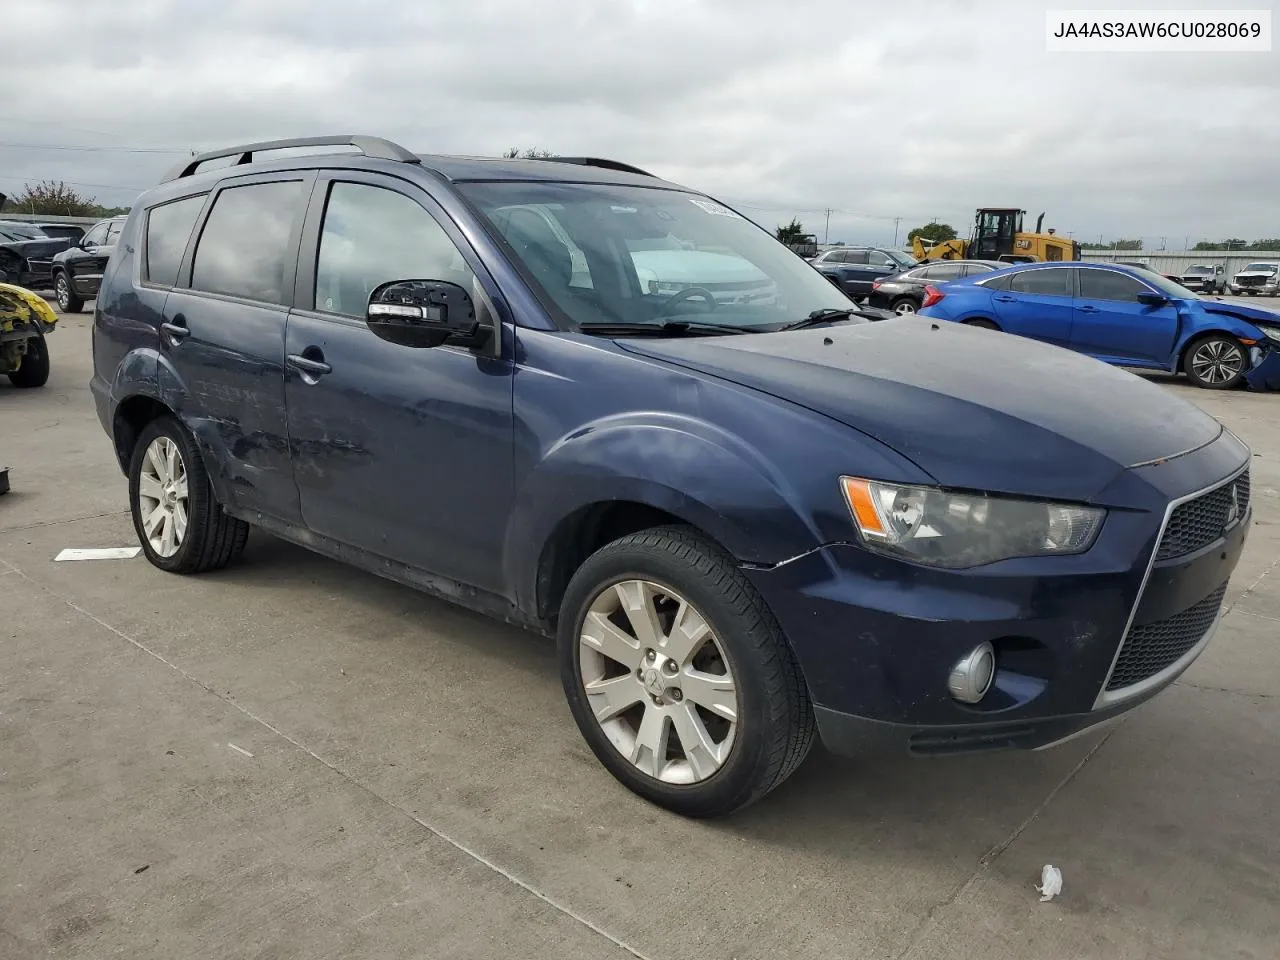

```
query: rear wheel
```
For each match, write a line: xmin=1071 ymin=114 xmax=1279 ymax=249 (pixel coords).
xmin=558 ymin=526 xmax=814 ymax=817
xmin=890 ymin=297 xmax=917 ymax=316
xmin=128 ymin=417 xmax=249 ymax=573
xmin=54 ymin=272 xmax=84 ymax=313
xmin=1184 ymin=334 xmax=1246 ymax=390
xmin=7 ymin=331 xmax=50 ymax=388
xmin=963 ymin=318 xmax=1000 ymax=330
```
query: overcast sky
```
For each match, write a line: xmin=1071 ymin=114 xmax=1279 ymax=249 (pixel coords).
xmin=4 ymin=0 xmax=1277 ymax=248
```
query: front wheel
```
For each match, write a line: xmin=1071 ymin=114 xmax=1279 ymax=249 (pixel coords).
xmin=963 ymin=318 xmax=1000 ymax=330
xmin=1184 ymin=334 xmax=1246 ymax=390
xmin=7 ymin=331 xmax=50 ymax=388
xmin=558 ymin=526 xmax=814 ymax=817
xmin=128 ymin=417 xmax=249 ymax=573
xmin=54 ymin=272 xmax=84 ymax=313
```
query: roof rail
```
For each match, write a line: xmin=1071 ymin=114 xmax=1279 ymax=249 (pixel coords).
xmin=160 ymin=135 xmax=420 ymax=183
xmin=538 ymin=157 xmax=655 ymax=178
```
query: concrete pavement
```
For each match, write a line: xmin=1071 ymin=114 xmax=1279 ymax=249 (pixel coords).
xmin=2 ymin=311 xmax=1278 ymax=959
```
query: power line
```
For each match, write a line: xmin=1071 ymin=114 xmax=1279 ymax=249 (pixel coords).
xmin=0 ymin=140 xmax=188 ymax=154
xmin=0 ymin=173 xmax=147 ymax=191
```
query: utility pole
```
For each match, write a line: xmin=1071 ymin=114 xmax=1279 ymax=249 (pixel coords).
xmin=892 ymin=217 xmax=901 ymax=248
xmin=824 ymin=208 xmax=831 ymax=245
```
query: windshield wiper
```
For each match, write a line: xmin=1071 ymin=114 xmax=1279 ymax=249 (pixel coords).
xmin=576 ymin=320 xmax=758 ymax=338
xmin=774 ymin=308 xmax=857 ymax=332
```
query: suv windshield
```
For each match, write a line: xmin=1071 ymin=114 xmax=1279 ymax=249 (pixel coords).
xmin=1242 ymin=263 xmax=1278 ymax=274
xmin=1184 ymin=265 xmax=1213 ymax=275
xmin=887 ymin=250 xmax=918 ymax=269
xmin=0 ymin=221 xmax=46 ymax=240
xmin=459 ymin=181 xmax=852 ymax=333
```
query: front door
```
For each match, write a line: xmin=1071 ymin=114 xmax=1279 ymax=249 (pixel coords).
xmin=283 ymin=175 xmax=514 ymax=595
xmin=1069 ymin=267 xmax=1180 ymax=366
xmin=160 ymin=173 xmax=312 ymax=523
xmin=990 ymin=265 xmax=1075 ymax=346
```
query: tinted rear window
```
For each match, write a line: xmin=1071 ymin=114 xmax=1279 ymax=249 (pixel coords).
xmin=146 ymin=196 xmax=206 ymax=287
xmin=190 ymin=180 xmax=304 ymax=304
xmin=1009 ymin=268 xmax=1070 ymax=296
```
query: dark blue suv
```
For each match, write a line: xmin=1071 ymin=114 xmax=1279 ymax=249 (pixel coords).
xmin=92 ymin=135 xmax=1250 ymax=817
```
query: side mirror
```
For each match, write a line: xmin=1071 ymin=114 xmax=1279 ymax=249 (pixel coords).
xmin=1136 ymin=291 xmax=1168 ymax=306
xmin=366 ymin=279 xmax=490 ymax=350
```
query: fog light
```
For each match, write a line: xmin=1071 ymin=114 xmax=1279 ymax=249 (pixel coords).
xmin=948 ymin=641 xmax=996 ymax=704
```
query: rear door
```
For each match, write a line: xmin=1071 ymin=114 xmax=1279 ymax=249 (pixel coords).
xmin=989 ymin=266 xmax=1074 ymax=346
xmin=160 ymin=172 xmax=314 ymax=523
xmin=1069 ymin=267 xmax=1180 ymax=365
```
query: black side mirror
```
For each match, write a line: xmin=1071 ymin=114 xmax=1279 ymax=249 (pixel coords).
xmin=366 ymin=279 xmax=490 ymax=350
xmin=1136 ymin=291 xmax=1168 ymax=306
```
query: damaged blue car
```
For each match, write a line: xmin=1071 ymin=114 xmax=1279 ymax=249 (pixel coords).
xmin=918 ymin=261 xmax=1280 ymax=391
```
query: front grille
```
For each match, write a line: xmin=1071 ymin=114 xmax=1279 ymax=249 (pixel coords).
xmin=1105 ymin=584 xmax=1226 ymax=691
xmin=1236 ymin=275 xmax=1265 ymax=287
xmin=1155 ymin=470 xmax=1249 ymax=562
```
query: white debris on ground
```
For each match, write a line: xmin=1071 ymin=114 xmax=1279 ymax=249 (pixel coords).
xmin=1037 ymin=864 xmax=1063 ymax=902
xmin=54 ymin=547 xmax=142 ymax=561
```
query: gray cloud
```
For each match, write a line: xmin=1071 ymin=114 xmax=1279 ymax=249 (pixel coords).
xmin=3 ymin=0 xmax=1277 ymax=248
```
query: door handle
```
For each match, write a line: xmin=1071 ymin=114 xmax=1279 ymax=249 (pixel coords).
xmin=287 ymin=352 xmax=332 ymax=377
xmin=1078 ymin=305 xmax=1099 ymax=313
xmin=994 ymin=295 xmax=1016 ymax=302
xmin=161 ymin=316 xmax=189 ymax=342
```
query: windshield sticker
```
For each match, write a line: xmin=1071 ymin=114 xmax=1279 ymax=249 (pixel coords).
xmin=689 ymin=198 xmax=742 ymax=218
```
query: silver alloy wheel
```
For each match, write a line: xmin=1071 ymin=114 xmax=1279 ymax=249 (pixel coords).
xmin=579 ymin=579 xmax=738 ymax=784
xmin=55 ymin=275 xmax=70 ymax=310
xmin=137 ymin=436 xmax=189 ymax=558
xmin=893 ymin=300 xmax=916 ymax=315
xmin=1191 ymin=339 xmax=1245 ymax=385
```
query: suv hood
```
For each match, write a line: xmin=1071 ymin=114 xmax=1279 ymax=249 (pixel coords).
xmin=616 ymin=318 xmax=1222 ymax=502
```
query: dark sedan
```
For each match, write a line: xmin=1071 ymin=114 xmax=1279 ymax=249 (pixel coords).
xmin=50 ymin=216 xmax=126 ymax=312
xmin=868 ymin=259 xmax=1006 ymax=315
xmin=0 ymin=220 xmax=77 ymax=289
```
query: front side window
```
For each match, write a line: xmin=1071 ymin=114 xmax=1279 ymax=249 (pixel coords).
xmin=459 ymin=181 xmax=851 ymax=333
xmin=146 ymin=195 xmax=206 ymax=287
xmin=868 ymin=251 xmax=894 ymax=267
xmin=190 ymin=180 xmax=305 ymax=304
xmin=105 ymin=220 xmax=124 ymax=245
xmin=81 ymin=222 xmax=110 ymax=247
xmin=314 ymin=182 xmax=478 ymax=317
xmin=1010 ymin=268 xmax=1070 ymax=296
xmin=1077 ymin=268 xmax=1150 ymax=303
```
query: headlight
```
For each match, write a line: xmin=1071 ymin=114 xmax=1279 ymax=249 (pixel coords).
xmin=840 ymin=477 xmax=1105 ymax=568
xmin=1260 ymin=326 xmax=1280 ymax=344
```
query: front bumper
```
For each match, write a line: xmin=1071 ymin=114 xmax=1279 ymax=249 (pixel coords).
xmin=1245 ymin=346 xmax=1280 ymax=391
xmin=745 ymin=437 xmax=1250 ymax=757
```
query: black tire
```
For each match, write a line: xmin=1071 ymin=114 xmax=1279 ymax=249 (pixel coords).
xmin=53 ymin=271 xmax=84 ymax=313
xmin=963 ymin=318 xmax=1000 ymax=330
xmin=128 ymin=416 xmax=249 ymax=573
xmin=1183 ymin=334 xmax=1247 ymax=390
xmin=558 ymin=525 xmax=815 ymax=818
xmin=7 ymin=331 xmax=50 ymax=388
xmin=890 ymin=297 xmax=918 ymax=316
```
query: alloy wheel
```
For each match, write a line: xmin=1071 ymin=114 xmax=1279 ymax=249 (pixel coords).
xmin=1190 ymin=340 xmax=1244 ymax=385
xmin=55 ymin=276 xmax=70 ymax=310
xmin=578 ymin=579 xmax=738 ymax=784
xmin=893 ymin=300 xmax=917 ymax=315
xmin=136 ymin=436 xmax=189 ymax=558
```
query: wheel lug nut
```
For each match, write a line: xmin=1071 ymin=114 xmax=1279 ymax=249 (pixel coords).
xmin=645 ymin=650 xmax=656 ymax=662
xmin=671 ymin=689 xmax=683 ymax=701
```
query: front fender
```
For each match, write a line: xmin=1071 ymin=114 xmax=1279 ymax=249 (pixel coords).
xmin=503 ymin=412 xmax=827 ymax=612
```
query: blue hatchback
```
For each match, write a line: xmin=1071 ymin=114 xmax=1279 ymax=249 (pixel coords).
xmin=91 ymin=136 xmax=1253 ymax=816
xmin=918 ymin=261 xmax=1280 ymax=390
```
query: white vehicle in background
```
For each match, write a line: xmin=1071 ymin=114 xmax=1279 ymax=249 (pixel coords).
xmin=1229 ymin=261 xmax=1280 ymax=296
xmin=631 ymin=248 xmax=777 ymax=306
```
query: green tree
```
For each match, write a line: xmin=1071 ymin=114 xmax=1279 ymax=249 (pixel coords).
xmin=1250 ymin=238 xmax=1280 ymax=250
xmin=775 ymin=218 xmax=806 ymax=244
xmin=0 ymin=180 xmax=129 ymax=218
xmin=906 ymin=221 xmax=957 ymax=244
xmin=503 ymin=147 xmax=555 ymax=159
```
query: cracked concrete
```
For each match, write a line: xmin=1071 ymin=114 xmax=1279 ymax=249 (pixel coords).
xmin=1 ymin=313 xmax=1278 ymax=959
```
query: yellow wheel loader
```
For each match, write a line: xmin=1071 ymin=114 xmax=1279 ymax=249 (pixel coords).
xmin=912 ymin=208 xmax=1080 ymax=264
